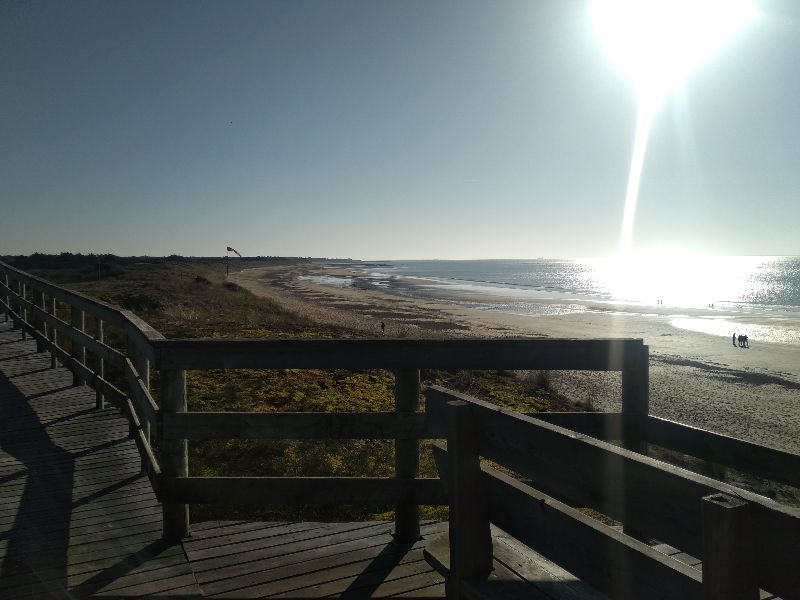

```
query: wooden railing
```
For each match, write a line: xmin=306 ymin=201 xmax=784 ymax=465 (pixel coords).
xmin=0 ymin=261 xmax=164 ymax=495
xmin=1 ymin=260 xmax=798 ymax=598
xmin=425 ymin=388 xmax=800 ymax=600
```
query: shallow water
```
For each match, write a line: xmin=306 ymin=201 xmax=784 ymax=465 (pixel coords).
xmin=307 ymin=257 xmax=800 ymax=347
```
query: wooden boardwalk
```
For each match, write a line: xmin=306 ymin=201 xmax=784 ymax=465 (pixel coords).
xmin=183 ymin=521 xmax=447 ymax=599
xmin=1 ymin=311 xmax=790 ymax=599
xmin=0 ymin=321 xmax=202 ymax=599
xmin=0 ymin=322 xmax=449 ymax=599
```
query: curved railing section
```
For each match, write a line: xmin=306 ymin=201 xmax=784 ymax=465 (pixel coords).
xmin=0 ymin=260 xmax=163 ymax=495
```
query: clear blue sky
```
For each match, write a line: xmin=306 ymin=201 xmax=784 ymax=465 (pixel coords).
xmin=2 ymin=0 xmax=798 ymax=259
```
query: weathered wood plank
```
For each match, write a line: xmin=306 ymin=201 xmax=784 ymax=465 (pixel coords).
xmin=156 ymin=338 xmax=646 ymax=371
xmin=17 ymin=298 xmax=127 ymax=370
xmin=161 ymin=476 xmax=447 ymax=506
xmin=701 ymin=494 xmax=758 ymax=600
xmin=395 ymin=368 xmax=422 ymax=542
xmin=432 ymin=443 xmax=702 ymax=600
xmin=265 ymin=548 xmax=433 ymax=599
xmin=0 ymin=262 xmax=160 ymax=342
xmin=494 ymin=533 xmax=607 ymax=600
xmin=11 ymin=325 xmax=128 ymax=409
xmin=125 ymin=357 xmax=160 ymax=431
xmin=426 ymin=386 xmax=800 ymax=600
xmin=159 ymin=367 xmax=189 ymax=541
xmin=526 ymin=412 xmax=626 ymax=440
xmin=122 ymin=310 xmax=164 ymax=364
xmin=184 ymin=521 xmax=372 ymax=563
xmin=646 ymin=416 xmax=800 ymax=488
xmin=531 ymin=413 xmax=800 ymax=489
xmin=447 ymin=400 xmax=492 ymax=595
xmin=161 ymin=410 xmax=433 ymax=440
xmin=191 ymin=524 xmax=409 ymax=593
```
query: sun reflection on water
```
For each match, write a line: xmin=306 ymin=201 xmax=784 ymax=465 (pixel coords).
xmin=582 ymin=252 xmax=773 ymax=308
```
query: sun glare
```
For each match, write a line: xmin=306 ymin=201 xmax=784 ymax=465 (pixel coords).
xmin=591 ymin=0 xmax=756 ymax=257
xmin=586 ymin=251 xmax=765 ymax=308
xmin=591 ymin=0 xmax=756 ymax=97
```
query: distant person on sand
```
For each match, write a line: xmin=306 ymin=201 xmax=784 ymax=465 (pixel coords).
xmin=737 ymin=334 xmax=743 ymax=347
xmin=742 ymin=334 xmax=749 ymax=348
xmin=380 ymin=321 xmax=386 ymax=334
xmin=733 ymin=332 xmax=737 ymax=346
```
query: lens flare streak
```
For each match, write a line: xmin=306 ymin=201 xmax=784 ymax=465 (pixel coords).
xmin=619 ymin=96 xmax=657 ymax=255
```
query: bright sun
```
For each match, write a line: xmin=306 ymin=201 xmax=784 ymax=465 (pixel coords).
xmin=591 ymin=0 xmax=756 ymax=98
xmin=590 ymin=0 xmax=756 ymax=256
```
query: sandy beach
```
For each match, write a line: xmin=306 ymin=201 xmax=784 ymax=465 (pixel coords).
xmin=230 ymin=263 xmax=800 ymax=455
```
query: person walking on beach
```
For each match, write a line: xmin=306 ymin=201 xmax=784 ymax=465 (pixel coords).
xmin=733 ymin=332 xmax=737 ymax=346
xmin=380 ymin=321 xmax=386 ymax=334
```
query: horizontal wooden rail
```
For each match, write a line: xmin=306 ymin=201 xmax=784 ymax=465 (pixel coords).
xmin=125 ymin=358 xmax=160 ymax=432
xmin=0 ymin=260 xmax=164 ymax=362
xmin=426 ymin=386 xmax=800 ymax=599
xmin=160 ymin=476 xmax=447 ymax=506
xmin=161 ymin=411 xmax=437 ymax=440
xmin=530 ymin=412 xmax=800 ymax=489
xmin=155 ymin=338 xmax=647 ymax=371
xmin=136 ymin=429 xmax=162 ymax=496
xmin=1 ymin=299 xmax=129 ymax=407
xmin=527 ymin=411 xmax=628 ymax=439
xmin=431 ymin=444 xmax=703 ymax=600
xmin=9 ymin=293 xmax=128 ymax=370
xmin=122 ymin=395 xmax=162 ymax=495
xmin=645 ymin=416 xmax=800 ymax=489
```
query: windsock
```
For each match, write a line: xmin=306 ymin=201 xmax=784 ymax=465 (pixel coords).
xmin=226 ymin=246 xmax=242 ymax=257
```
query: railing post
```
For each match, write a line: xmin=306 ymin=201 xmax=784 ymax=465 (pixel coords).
xmin=9 ymin=278 xmax=21 ymax=330
xmin=39 ymin=292 xmax=48 ymax=346
xmin=1 ymin=272 xmax=8 ymax=322
xmin=70 ymin=307 xmax=85 ymax=386
xmin=129 ymin=337 xmax=152 ymax=473
xmin=394 ymin=368 xmax=420 ymax=542
xmin=50 ymin=297 xmax=59 ymax=368
xmin=447 ymin=400 xmax=492 ymax=599
xmin=19 ymin=282 xmax=27 ymax=339
xmin=701 ymin=493 xmax=758 ymax=600
xmin=138 ymin=351 xmax=151 ymax=458
xmin=621 ymin=343 xmax=649 ymax=538
xmin=95 ymin=319 xmax=105 ymax=409
xmin=34 ymin=290 xmax=45 ymax=352
xmin=160 ymin=367 xmax=190 ymax=542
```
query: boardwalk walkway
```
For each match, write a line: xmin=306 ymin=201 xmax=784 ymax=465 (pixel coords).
xmin=0 ymin=322 xmax=448 ymax=599
xmin=0 ymin=321 xmax=201 ymax=598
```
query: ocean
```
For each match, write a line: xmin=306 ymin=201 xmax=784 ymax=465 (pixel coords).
xmin=304 ymin=256 xmax=800 ymax=346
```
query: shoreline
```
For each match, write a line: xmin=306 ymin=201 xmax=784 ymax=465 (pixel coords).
xmin=230 ymin=264 xmax=800 ymax=454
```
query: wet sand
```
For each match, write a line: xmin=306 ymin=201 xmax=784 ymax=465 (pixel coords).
xmin=230 ymin=264 xmax=800 ymax=454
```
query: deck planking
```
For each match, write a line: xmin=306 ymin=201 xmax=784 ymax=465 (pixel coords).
xmin=183 ymin=520 xmax=449 ymax=599
xmin=0 ymin=321 xmax=202 ymax=599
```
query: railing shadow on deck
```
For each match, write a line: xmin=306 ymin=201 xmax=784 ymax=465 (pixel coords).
xmin=0 ymin=339 xmax=75 ymax=596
